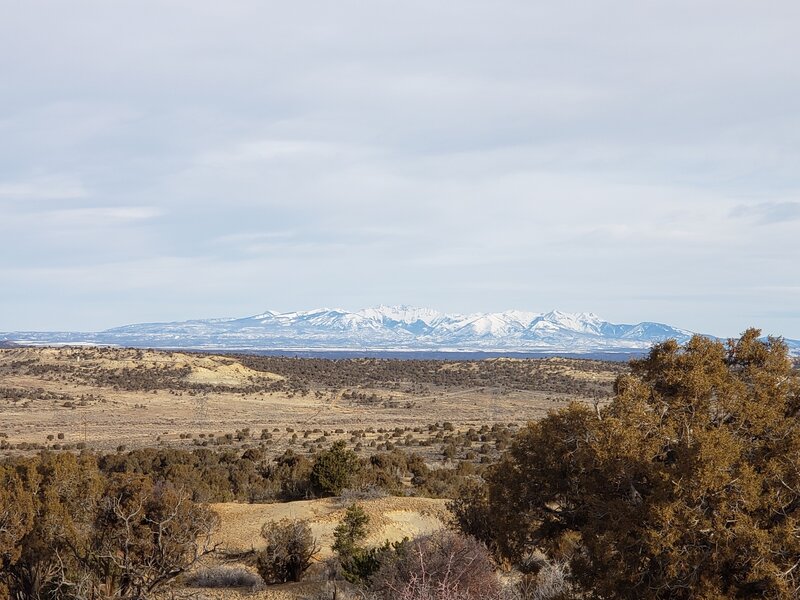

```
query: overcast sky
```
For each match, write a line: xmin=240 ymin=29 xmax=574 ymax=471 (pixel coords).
xmin=2 ymin=1 xmax=799 ymax=338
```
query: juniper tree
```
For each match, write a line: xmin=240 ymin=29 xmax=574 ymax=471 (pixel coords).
xmin=477 ymin=330 xmax=800 ymax=599
xmin=311 ymin=440 xmax=360 ymax=496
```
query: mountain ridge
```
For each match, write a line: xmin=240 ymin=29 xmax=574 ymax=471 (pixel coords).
xmin=5 ymin=305 xmax=796 ymax=356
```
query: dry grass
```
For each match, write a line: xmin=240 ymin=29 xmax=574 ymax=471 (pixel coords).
xmin=0 ymin=346 xmax=622 ymax=454
xmin=210 ymin=496 xmax=450 ymax=558
xmin=1 ymin=346 xmax=608 ymax=600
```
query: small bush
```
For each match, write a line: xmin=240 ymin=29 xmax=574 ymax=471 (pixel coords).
xmin=256 ymin=518 xmax=319 ymax=584
xmin=332 ymin=503 xmax=384 ymax=584
xmin=185 ymin=566 xmax=262 ymax=589
xmin=505 ymin=561 xmax=572 ymax=600
xmin=370 ymin=531 xmax=499 ymax=600
xmin=311 ymin=440 xmax=361 ymax=496
xmin=531 ymin=561 xmax=571 ymax=600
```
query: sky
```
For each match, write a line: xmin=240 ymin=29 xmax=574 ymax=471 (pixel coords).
xmin=1 ymin=1 xmax=799 ymax=338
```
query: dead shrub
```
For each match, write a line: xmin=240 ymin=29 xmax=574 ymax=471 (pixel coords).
xmin=370 ymin=531 xmax=500 ymax=600
xmin=185 ymin=566 xmax=262 ymax=589
xmin=256 ymin=518 xmax=319 ymax=584
xmin=505 ymin=561 xmax=572 ymax=600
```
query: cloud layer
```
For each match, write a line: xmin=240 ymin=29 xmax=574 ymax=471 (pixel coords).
xmin=1 ymin=1 xmax=799 ymax=337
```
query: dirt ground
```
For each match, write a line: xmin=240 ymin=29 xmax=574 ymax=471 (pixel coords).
xmin=210 ymin=496 xmax=450 ymax=558
xmin=164 ymin=496 xmax=451 ymax=600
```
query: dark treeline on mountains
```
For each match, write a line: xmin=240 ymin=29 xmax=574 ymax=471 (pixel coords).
xmin=233 ymin=354 xmax=623 ymax=398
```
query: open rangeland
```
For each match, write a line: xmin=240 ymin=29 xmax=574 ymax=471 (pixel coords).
xmin=5 ymin=336 xmax=795 ymax=599
xmin=0 ymin=346 xmax=624 ymax=454
xmin=0 ymin=346 xmax=626 ymax=599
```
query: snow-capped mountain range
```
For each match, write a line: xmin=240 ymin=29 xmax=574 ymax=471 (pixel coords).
xmin=3 ymin=305 xmax=797 ymax=355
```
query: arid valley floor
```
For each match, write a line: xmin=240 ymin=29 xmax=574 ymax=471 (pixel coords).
xmin=1 ymin=346 xmax=627 ymax=599
xmin=0 ymin=346 xmax=624 ymax=454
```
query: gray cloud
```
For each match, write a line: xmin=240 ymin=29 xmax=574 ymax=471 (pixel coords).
xmin=731 ymin=201 xmax=800 ymax=224
xmin=0 ymin=176 xmax=88 ymax=201
xmin=1 ymin=1 xmax=799 ymax=338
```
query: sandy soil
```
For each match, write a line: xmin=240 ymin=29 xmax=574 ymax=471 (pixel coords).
xmin=211 ymin=496 xmax=450 ymax=558
xmin=163 ymin=497 xmax=451 ymax=600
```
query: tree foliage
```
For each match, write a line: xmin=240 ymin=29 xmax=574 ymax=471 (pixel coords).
xmin=256 ymin=518 xmax=319 ymax=584
xmin=0 ymin=465 xmax=35 ymax=600
xmin=480 ymin=330 xmax=800 ymax=598
xmin=88 ymin=473 xmax=220 ymax=598
xmin=1 ymin=452 xmax=103 ymax=600
xmin=311 ymin=440 xmax=360 ymax=496
xmin=332 ymin=503 xmax=370 ymax=557
xmin=0 ymin=453 xmax=218 ymax=600
xmin=369 ymin=531 xmax=500 ymax=599
xmin=331 ymin=503 xmax=385 ymax=584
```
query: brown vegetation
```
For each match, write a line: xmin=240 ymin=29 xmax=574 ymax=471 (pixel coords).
xmin=0 ymin=346 xmax=621 ymax=453
xmin=256 ymin=519 xmax=319 ymax=584
xmin=369 ymin=531 xmax=501 ymax=599
xmin=6 ymin=334 xmax=797 ymax=598
xmin=0 ymin=453 xmax=219 ymax=600
xmin=457 ymin=330 xmax=800 ymax=599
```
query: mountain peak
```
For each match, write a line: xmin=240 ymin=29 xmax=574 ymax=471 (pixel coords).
xmin=250 ymin=310 xmax=278 ymax=320
xmin=359 ymin=305 xmax=445 ymax=325
xmin=3 ymin=305 xmax=736 ymax=354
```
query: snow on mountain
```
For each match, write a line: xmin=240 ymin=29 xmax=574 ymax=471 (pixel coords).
xmin=619 ymin=322 xmax=693 ymax=341
xmin=358 ymin=304 xmax=445 ymax=326
xmin=444 ymin=314 xmax=514 ymax=339
xmin=539 ymin=310 xmax=603 ymax=334
xmin=499 ymin=310 xmax=540 ymax=327
xmin=0 ymin=305 xmax=726 ymax=354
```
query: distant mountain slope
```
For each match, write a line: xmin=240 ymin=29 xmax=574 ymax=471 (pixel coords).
xmin=4 ymin=305 xmax=798 ymax=355
xmin=0 ymin=305 xmax=717 ymax=354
